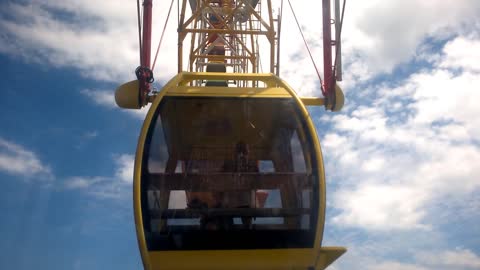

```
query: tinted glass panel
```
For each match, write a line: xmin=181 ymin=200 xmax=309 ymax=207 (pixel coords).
xmin=141 ymin=97 xmax=319 ymax=250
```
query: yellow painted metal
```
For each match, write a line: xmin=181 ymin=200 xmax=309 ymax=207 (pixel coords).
xmin=167 ymin=72 xmax=326 ymax=105
xmin=148 ymin=249 xmax=317 ymax=270
xmin=133 ymin=73 xmax=191 ymax=270
xmin=184 ymin=28 xmax=270 ymax=35
xmin=192 ymin=55 xmax=253 ymax=60
xmin=133 ymin=105 xmax=154 ymax=270
xmin=129 ymin=0 xmax=345 ymax=268
xmin=324 ymin=84 xmax=345 ymax=112
xmin=133 ymin=72 xmax=345 ymax=270
xmin=115 ymin=79 xmax=141 ymax=109
xmin=332 ymin=84 xmax=345 ymax=112
xmin=179 ymin=0 xmax=277 ymax=74
xmin=316 ymin=247 xmax=347 ymax=270
xmin=115 ymin=72 xmax=331 ymax=109
xmin=166 ymin=86 xmax=290 ymax=97
xmin=178 ymin=72 xmax=278 ymax=86
xmin=301 ymin=97 xmax=326 ymax=106
xmin=274 ymin=75 xmax=326 ymax=250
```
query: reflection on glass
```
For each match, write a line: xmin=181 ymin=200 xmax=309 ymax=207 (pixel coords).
xmin=141 ymin=97 xmax=319 ymax=250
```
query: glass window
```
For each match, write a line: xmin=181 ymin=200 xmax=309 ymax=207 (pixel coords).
xmin=141 ymin=97 xmax=319 ymax=250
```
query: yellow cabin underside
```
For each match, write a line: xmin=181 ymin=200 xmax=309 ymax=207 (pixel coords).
xmin=147 ymin=247 xmax=345 ymax=270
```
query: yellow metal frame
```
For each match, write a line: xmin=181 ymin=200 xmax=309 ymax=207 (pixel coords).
xmin=134 ymin=72 xmax=345 ymax=270
xmin=146 ymin=72 xmax=325 ymax=105
xmin=179 ymin=0 xmax=277 ymax=74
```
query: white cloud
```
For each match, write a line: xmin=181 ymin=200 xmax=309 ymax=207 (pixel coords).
xmin=440 ymin=36 xmax=480 ymax=72
xmin=1 ymin=1 xmax=479 ymax=266
xmin=80 ymin=89 xmax=117 ymax=109
xmin=361 ymin=157 xmax=385 ymax=172
xmin=335 ymin=248 xmax=480 ymax=270
xmin=322 ymin=34 xmax=480 ymax=231
xmin=0 ymin=0 xmax=179 ymax=83
xmin=64 ymin=176 xmax=105 ymax=189
xmin=80 ymin=88 xmax=149 ymax=119
xmin=259 ymin=0 xmax=480 ymax=96
xmin=340 ymin=0 xmax=480 ymax=81
xmin=416 ymin=249 xmax=480 ymax=269
xmin=329 ymin=237 xmax=480 ymax=270
xmin=369 ymin=262 xmax=428 ymax=270
xmin=114 ymin=154 xmax=134 ymax=183
xmin=0 ymin=137 xmax=53 ymax=180
xmin=64 ymin=153 xmax=134 ymax=199
xmin=2 ymin=0 xmax=477 ymax=102
xmin=332 ymin=184 xmax=428 ymax=230
xmin=81 ymin=130 xmax=99 ymax=140
xmin=0 ymin=2 xmax=135 ymax=82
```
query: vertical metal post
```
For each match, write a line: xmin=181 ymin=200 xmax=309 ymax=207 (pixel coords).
xmin=275 ymin=2 xmax=283 ymax=77
xmin=142 ymin=0 xmax=153 ymax=68
xmin=249 ymin=18 xmax=257 ymax=74
xmin=322 ymin=0 xmax=333 ymax=100
xmin=178 ymin=0 xmax=188 ymax=73
xmin=137 ymin=0 xmax=153 ymax=106
xmin=334 ymin=0 xmax=342 ymax=81
xmin=267 ymin=0 xmax=275 ymax=73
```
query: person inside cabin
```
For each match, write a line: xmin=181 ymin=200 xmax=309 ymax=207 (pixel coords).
xmin=187 ymin=141 xmax=259 ymax=230
xmin=219 ymin=141 xmax=259 ymax=229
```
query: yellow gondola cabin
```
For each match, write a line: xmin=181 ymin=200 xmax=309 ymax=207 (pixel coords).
xmin=115 ymin=0 xmax=346 ymax=269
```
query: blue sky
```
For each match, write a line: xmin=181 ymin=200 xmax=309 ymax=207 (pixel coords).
xmin=1 ymin=0 xmax=480 ymax=270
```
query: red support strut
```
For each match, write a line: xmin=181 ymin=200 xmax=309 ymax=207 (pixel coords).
xmin=138 ymin=0 xmax=153 ymax=105
xmin=142 ymin=0 xmax=153 ymax=68
xmin=322 ymin=0 xmax=334 ymax=104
